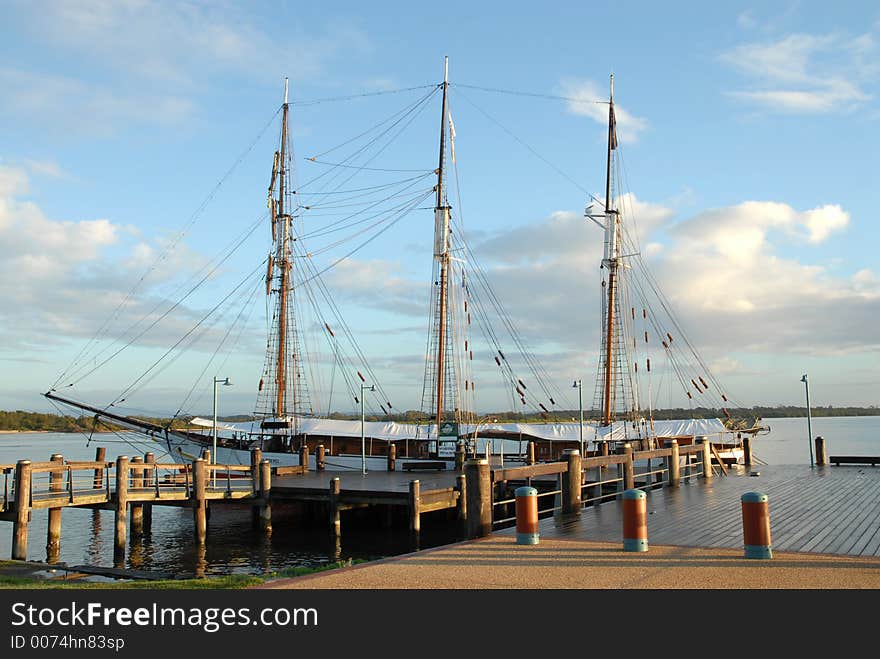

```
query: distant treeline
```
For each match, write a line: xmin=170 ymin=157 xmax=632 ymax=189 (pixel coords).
xmin=2 ymin=405 xmax=877 ymax=432
xmin=0 ymin=411 xmax=190 ymax=433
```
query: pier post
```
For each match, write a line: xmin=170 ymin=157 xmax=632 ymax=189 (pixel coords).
xmin=742 ymin=434 xmax=752 ymax=467
xmin=598 ymin=441 xmax=608 ymax=485
xmin=388 ymin=442 xmax=397 ymax=472
xmin=329 ymin=477 xmax=341 ymax=538
xmin=454 ymin=442 xmax=465 ymax=471
xmin=12 ymin=460 xmax=32 ymax=560
xmin=316 ymin=444 xmax=326 ymax=471
xmin=192 ymin=458 xmax=207 ymax=545
xmin=130 ymin=456 xmax=144 ymax=538
xmin=561 ymin=449 xmax=582 ymax=515
xmin=456 ymin=473 xmax=467 ymax=537
xmin=526 ymin=441 xmax=536 ymax=466
xmin=259 ymin=459 xmax=272 ymax=535
xmin=143 ymin=452 xmax=154 ymax=534
xmin=46 ymin=454 xmax=64 ymax=563
xmin=408 ymin=480 xmax=420 ymax=536
xmin=114 ymin=456 xmax=130 ymax=566
xmin=250 ymin=448 xmax=262 ymax=529
xmin=667 ymin=440 xmax=680 ymax=487
xmin=93 ymin=446 xmax=106 ymax=489
xmin=741 ymin=492 xmax=772 ymax=559
xmin=815 ymin=436 xmax=827 ymax=466
xmin=465 ymin=458 xmax=492 ymax=539
xmin=515 ymin=486 xmax=539 ymax=545
xmin=700 ymin=437 xmax=713 ymax=480
xmin=623 ymin=443 xmax=635 ymax=491
xmin=299 ymin=444 xmax=309 ymax=471
xmin=622 ymin=489 xmax=648 ymax=552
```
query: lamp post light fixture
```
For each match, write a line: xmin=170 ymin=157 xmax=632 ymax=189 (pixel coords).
xmin=572 ymin=379 xmax=584 ymax=457
xmin=360 ymin=383 xmax=375 ymax=475
xmin=472 ymin=415 xmax=498 ymax=462
xmin=212 ymin=376 xmax=232 ymax=486
xmin=801 ymin=374 xmax=814 ymax=468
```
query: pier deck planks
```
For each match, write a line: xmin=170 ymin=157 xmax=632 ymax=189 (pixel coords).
xmin=506 ymin=464 xmax=880 ymax=557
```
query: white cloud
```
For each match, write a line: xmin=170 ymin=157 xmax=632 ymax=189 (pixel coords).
xmin=558 ymin=79 xmax=648 ymax=144
xmin=0 ymin=165 xmax=29 ymax=198
xmin=2 ymin=2 xmax=373 ymax=133
xmin=720 ymin=31 xmax=877 ymax=114
xmin=737 ymin=11 xmax=757 ymax=30
xmin=321 ymin=258 xmax=429 ymax=318
xmin=0 ymin=162 xmax=215 ymax=355
xmin=0 ymin=67 xmax=195 ymax=136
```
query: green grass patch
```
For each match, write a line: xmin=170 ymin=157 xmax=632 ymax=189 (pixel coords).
xmin=0 ymin=558 xmax=366 ymax=589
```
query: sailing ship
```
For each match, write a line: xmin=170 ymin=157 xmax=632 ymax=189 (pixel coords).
xmin=44 ymin=63 xmax=760 ymax=471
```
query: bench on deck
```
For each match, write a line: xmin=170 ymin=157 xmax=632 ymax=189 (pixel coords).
xmin=829 ymin=456 xmax=880 ymax=466
xmin=401 ymin=461 xmax=447 ymax=471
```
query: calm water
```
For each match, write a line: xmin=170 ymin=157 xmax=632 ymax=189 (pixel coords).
xmin=748 ymin=416 xmax=880 ymax=466
xmin=0 ymin=432 xmax=454 ymax=576
xmin=1 ymin=416 xmax=878 ymax=574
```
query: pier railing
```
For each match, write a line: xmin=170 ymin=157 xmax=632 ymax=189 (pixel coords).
xmin=488 ymin=440 xmax=710 ymax=531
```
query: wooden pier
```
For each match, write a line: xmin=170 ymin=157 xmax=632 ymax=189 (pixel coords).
xmin=3 ymin=436 xmax=876 ymax=568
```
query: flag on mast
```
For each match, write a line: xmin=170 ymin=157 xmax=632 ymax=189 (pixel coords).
xmin=448 ymin=111 xmax=457 ymax=163
xmin=610 ymin=104 xmax=618 ymax=151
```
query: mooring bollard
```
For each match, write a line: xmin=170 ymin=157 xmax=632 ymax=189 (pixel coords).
xmin=515 ymin=486 xmax=539 ymax=545
xmin=741 ymin=491 xmax=772 ymax=559
xmin=815 ymin=436 xmax=827 ymax=466
xmin=622 ymin=488 xmax=648 ymax=552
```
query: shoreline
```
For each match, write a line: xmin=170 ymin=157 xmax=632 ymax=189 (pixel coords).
xmin=0 ymin=430 xmax=115 ymax=434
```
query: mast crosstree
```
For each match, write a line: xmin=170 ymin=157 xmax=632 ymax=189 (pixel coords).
xmin=257 ymin=78 xmax=313 ymax=433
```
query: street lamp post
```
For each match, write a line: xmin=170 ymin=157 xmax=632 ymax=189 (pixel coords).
xmin=573 ymin=379 xmax=584 ymax=457
xmin=472 ymin=416 xmax=498 ymax=463
xmin=360 ymin=383 xmax=375 ymax=475
xmin=801 ymin=374 xmax=814 ymax=467
xmin=212 ymin=376 xmax=232 ymax=485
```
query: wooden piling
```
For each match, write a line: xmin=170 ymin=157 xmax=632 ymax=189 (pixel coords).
xmin=598 ymin=441 xmax=609 ymax=482
xmin=526 ymin=441 xmax=536 ymax=466
xmin=114 ymin=456 xmax=129 ymax=565
xmin=46 ymin=454 xmax=64 ymax=562
xmin=815 ymin=436 xmax=827 ymax=466
xmin=408 ymin=480 xmax=421 ymax=535
xmin=456 ymin=473 xmax=467 ymax=536
xmin=454 ymin=442 xmax=465 ymax=471
xmin=667 ymin=440 xmax=680 ymax=487
xmin=12 ymin=460 xmax=32 ymax=561
xmin=561 ymin=449 xmax=582 ymax=515
xmin=143 ymin=452 xmax=154 ymax=533
xmin=259 ymin=459 xmax=272 ymax=534
xmin=316 ymin=444 xmax=326 ymax=471
xmin=192 ymin=458 xmax=207 ymax=545
xmin=130 ymin=456 xmax=144 ymax=538
xmin=623 ymin=443 xmax=635 ymax=491
xmin=93 ymin=446 xmax=106 ymax=489
xmin=742 ymin=434 xmax=752 ymax=467
xmin=465 ymin=458 xmax=492 ymax=539
xmin=299 ymin=444 xmax=309 ymax=471
xmin=388 ymin=442 xmax=397 ymax=472
xmin=329 ymin=477 xmax=341 ymax=538
xmin=250 ymin=448 xmax=262 ymax=529
xmin=700 ymin=437 xmax=713 ymax=480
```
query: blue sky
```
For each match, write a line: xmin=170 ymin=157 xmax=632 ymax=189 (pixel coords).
xmin=1 ymin=1 xmax=878 ymax=417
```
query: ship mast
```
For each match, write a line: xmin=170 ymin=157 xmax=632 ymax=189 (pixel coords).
xmin=275 ymin=78 xmax=292 ymax=419
xmin=601 ymin=74 xmax=618 ymax=427
xmin=433 ymin=57 xmax=451 ymax=435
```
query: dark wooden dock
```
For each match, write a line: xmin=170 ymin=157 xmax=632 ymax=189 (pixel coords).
xmin=3 ymin=436 xmax=878 ymax=572
xmin=500 ymin=464 xmax=880 ymax=557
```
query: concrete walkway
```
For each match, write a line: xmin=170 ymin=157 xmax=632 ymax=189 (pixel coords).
xmin=254 ymin=535 xmax=880 ymax=590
